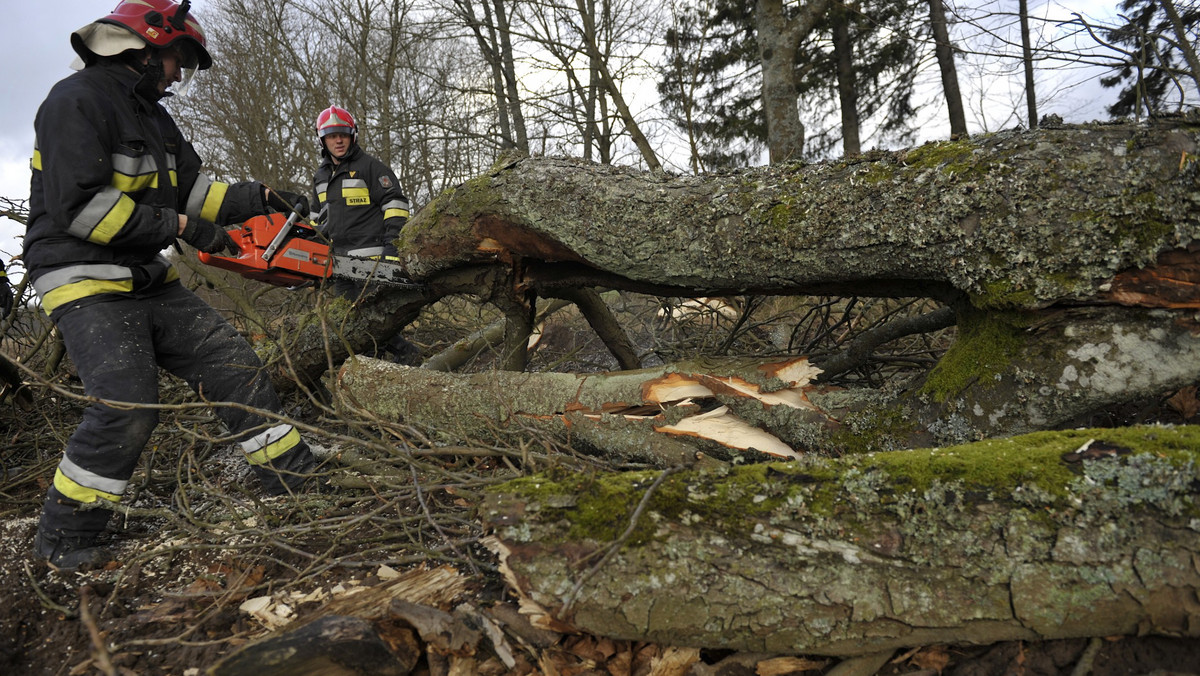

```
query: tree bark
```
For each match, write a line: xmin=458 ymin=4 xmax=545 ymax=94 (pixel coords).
xmin=334 ymin=354 xmax=836 ymax=465
xmin=480 ymin=426 xmax=1200 ymax=656
xmin=755 ymin=0 xmax=832 ymax=163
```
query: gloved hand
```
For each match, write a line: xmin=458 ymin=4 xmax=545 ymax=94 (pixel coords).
xmin=180 ymin=219 xmax=239 ymax=255
xmin=265 ymin=188 xmax=309 ymax=217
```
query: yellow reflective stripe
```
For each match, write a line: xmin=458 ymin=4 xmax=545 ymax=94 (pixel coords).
xmin=201 ymin=181 xmax=228 ymax=223
xmin=110 ymin=152 xmax=158 ymax=192
xmin=168 ymin=169 xmax=178 ymax=187
xmin=383 ymin=208 xmax=409 ymax=220
xmin=342 ymin=187 xmax=369 ymax=199
xmin=89 ymin=194 xmax=138 ymax=244
xmin=318 ymin=191 xmax=327 ymax=203
xmin=31 ymin=148 xmax=42 ymax=171
xmin=165 ymin=266 xmax=180 ymax=283
xmin=41 ymin=278 xmax=133 ymax=314
xmin=243 ymin=427 xmax=302 ymax=466
xmin=53 ymin=468 xmax=123 ymax=504
xmin=111 ymin=171 xmax=157 ymax=193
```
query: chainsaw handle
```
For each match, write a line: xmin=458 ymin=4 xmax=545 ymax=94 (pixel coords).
xmin=261 ymin=211 xmax=300 ymax=263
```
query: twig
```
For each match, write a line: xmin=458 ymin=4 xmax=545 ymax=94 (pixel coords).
xmin=21 ymin=562 xmax=76 ymax=618
xmin=1070 ymin=636 xmax=1104 ymax=676
xmin=411 ymin=465 xmax=480 ymax=575
xmin=78 ymin=585 xmax=118 ymax=676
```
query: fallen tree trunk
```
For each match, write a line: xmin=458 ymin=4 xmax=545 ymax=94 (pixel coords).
xmin=479 ymin=425 xmax=1200 ymax=657
xmin=290 ymin=119 xmax=1200 ymax=442
xmin=334 ymin=354 xmax=844 ymax=465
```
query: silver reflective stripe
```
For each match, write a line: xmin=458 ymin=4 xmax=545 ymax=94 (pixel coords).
xmin=342 ymin=178 xmax=368 ymax=189
xmin=68 ymin=186 xmax=123 ymax=238
xmin=111 ymin=152 xmax=156 ymax=176
xmin=347 ymin=246 xmax=384 ymax=257
xmin=315 ymin=182 xmax=329 ymax=194
xmin=59 ymin=455 xmax=128 ymax=496
xmin=32 ymin=263 xmax=132 ymax=296
xmin=186 ymin=173 xmax=213 ymax=221
xmin=165 ymin=153 xmax=177 ymax=170
xmin=240 ymin=423 xmax=295 ymax=454
xmin=381 ymin=199 xmax=408 ymax=211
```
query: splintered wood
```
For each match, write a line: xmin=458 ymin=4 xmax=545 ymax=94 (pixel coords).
xmin=336 ymin=354 xmax=832 ymax=462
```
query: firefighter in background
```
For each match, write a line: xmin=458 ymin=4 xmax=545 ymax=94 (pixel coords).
xmin=310 ymin=105 xmax=421 ymax=365
xmin=0 ymin=260 xmax=11 ymax=318
xmin=25 ymin=0 xmax=321 ymax=571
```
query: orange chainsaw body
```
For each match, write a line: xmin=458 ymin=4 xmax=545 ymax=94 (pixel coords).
xmin=197 ymin=213 xmax=331 ymax=287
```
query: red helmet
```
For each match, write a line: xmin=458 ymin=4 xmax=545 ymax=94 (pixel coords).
xmin=87 ymin=0 xmax=212 ymax=70
xmin=315 ymin=106 xmax=358 ymax=139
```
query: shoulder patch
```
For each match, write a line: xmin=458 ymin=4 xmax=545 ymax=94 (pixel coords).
xmin=379 ymin=175 xmax=393 ymax=189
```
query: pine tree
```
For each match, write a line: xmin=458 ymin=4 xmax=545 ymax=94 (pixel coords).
xmin=1101 ymin=0 xmax=1200 ymax=117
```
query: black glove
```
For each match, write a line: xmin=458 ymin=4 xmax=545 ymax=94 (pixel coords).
xmin=180 ymin=219 xmax=239 ymax=256
xmin=266 ymin=189 xmax=309 ymax=217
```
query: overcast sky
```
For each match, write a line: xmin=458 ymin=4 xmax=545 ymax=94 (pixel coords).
xmin=0 ymin=0 xmax=1128 ymax=271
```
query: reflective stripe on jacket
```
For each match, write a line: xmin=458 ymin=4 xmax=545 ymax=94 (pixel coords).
xmin=24 ymin=61 xmax=266 ymax=316
xmin=311 ymin=144 xmax=410 ymax=255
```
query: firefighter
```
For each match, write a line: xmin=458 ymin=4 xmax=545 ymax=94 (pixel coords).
xmin=26 ymin=0 xmax=322 ymax=571
xmin=0 ymin=260 xmax=12 ymax=318
xmin=309 ymin=105 xmax=421 ymax=365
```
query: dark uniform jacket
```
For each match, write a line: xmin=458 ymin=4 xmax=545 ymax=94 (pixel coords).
xmin=311 ymin=144 xmax=410 ymax=257
xmin=0 ymin=259 xmax=12 ymax=317
xmin=25 ymin=61 xmax=266 ymax=317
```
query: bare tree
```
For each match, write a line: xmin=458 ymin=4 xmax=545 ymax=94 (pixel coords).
xmin=1018 ymin=0 xmax=1039 ymax=127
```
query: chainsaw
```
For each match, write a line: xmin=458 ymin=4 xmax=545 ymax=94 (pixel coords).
xmin=197 ymin=212 xmax=424 ymax=290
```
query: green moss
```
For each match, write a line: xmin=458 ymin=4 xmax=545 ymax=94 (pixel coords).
xmin=920 ymin=307 xmax=1029 ymax=402
xmin=768 ymin=203 xmax=792 ymax=230
xmin=902 ymin=138 xmax=1007 ymax=181
xmin=1120 ymin=191 xmax=1172 ymax=252
xmin=490 ymin=426 xmax=1200 ymax=545
xmin=859 ymin=162 xmax=896 ymax=185
xmin=970 ymin=279 xmax=1038 ymax=310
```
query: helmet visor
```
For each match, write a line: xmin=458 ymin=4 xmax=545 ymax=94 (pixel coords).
xmin=319 ymin=126 xmax=355 ymax=138
xmin=173 ymin=65 xmax=199 ymax=97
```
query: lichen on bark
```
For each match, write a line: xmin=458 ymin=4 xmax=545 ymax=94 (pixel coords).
xmin=483 ymin=425 xmax=1200 ymax=656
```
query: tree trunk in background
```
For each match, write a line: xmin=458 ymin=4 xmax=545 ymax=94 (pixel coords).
xmin=832 ymin=5 xmax=861 ymax=156
xmin=459 ymin=0 xmax=515 ymax=148
xmin=756 ymin=0 xmax=832 ymax=162
xmin=493 ymin=0 xmax=529 ymax=152
xmin=1019 ymin=0 xmax=1038 ymax=128
xmin=928 ymin=0 xmax=967 ymax=137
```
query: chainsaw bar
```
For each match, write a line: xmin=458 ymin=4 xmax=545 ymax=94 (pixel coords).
xmin=328 ymin=256 xmax=425 ymax=289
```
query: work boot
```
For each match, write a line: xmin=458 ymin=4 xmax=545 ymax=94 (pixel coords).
xmin=33 ymin=530 xmax=112 ymax=572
